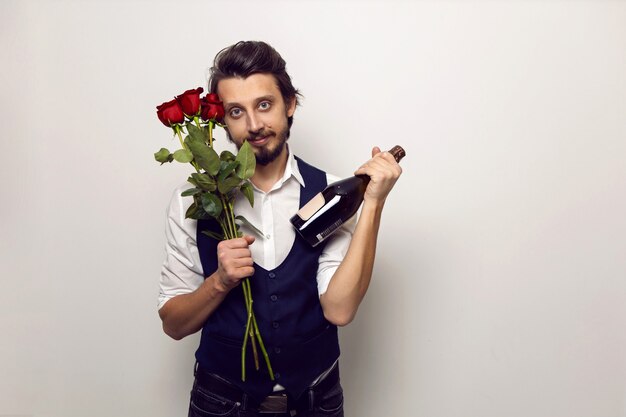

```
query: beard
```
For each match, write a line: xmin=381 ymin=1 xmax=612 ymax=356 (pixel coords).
xmin=227 ymin=125 xmax=291 ymax=166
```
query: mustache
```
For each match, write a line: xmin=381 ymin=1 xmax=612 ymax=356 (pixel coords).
xmin=246 ymin=129 xmax=274 ymax=142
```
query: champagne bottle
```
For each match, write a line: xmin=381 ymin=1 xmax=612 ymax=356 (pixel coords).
xmin=290 ymin=145 xmax=406 ymax=247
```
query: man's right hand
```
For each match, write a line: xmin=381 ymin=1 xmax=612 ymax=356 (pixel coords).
xmin=159 ymin=235 xmax=255 ymax=340
xmin=214 ymin=235 xmax=256 ymax=292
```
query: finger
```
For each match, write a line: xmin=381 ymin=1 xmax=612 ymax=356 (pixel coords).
xmin=237 ymin=266 xmax=255 ymax=278
xmin=356 ymin=160 xmax=401 ymax=182
xmin=226 ymin=248 xmax=252 ymax=259
xmin=369 ymin=149 xmax=395 ymax=164
xmin=223 ymin=266 xmax=255 ymax=282
xmin=232 ymin=256 xmax=254 ymax=268
xmin=370 ymin=152 xmax=402 ymax=177
xmin=220 ymin=248 xmax=252 ymax=260
xmin=220 ymin=237 xmax=253 ymax=249
xmin=356 ymin=155 xmax=392 ymax=174
xmin=243 ymin=235 xmax=256 ymax=245
xmin=243 ymin=266 xmax=255 ymax=277
xmin=221 ymin=258 xmax=254 ymax=276
xmin=355 ymin=147 xmax=391 ymax=175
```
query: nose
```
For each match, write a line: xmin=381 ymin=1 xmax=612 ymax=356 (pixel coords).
xmin=246 ymin=112 xmax=263 ymax=134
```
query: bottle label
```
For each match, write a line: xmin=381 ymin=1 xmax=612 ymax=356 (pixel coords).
xmin=300 ymin=195 xmax=341 ymax=230
xmin=296 ymin=192 xmax=325 ymax=221
xmin=316 ymin=219 xmax=344 ymax=243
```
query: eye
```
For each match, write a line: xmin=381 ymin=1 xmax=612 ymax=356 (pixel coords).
xmin=258 ymin=101 xmax=271 ymax=111
xmin=229 ymin=108 xmax=242 ymax=118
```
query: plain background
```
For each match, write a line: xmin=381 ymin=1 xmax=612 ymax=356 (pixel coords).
xmin=1 ymin=1 xmax=625 ymax=416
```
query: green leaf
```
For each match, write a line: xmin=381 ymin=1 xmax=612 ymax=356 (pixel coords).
xmin=220 ymin=150 xmax=236 ymax=162
xmin=181 ymin=187 xmax=200 ymax=197
xmin=235 ymin=141 xmax=256 ymax=180
xmin=154 ymin=148 xmax=171 ymax=164
xmin=185 ymin=134 xmax=220 ymax=175
xmin=218 ymin=161 xmax=239 ymax=182
xmin=185 ymin=201 xmax=199 ymax=219
xmin=201 ymin=230 xmax=224 ymax=241
xmin=235 ymin=215 xmax=265 ymax=238
xmin=187 ymin=123 xmax=209 ymax=144
xmin=190 ymin=173 xmax=216 ymax=192
xmin=240 ymin=181 xmax=254 ymax=207
xmin=173 ymin=149 xmax=193 ymax=163
xmin=218 ymin=174 xmax=241 ymax=194
xmin=187 ymin=175 xmax=198 ymax=188
xmin=201 ymin=193 xmax=223 ymax=218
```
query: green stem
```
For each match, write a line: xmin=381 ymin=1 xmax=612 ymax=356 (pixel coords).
xmin=216 ymin=192 xmax=274 ymax=381
xmin=229 ymin=202 xmax=240 ymax=237
xmin=218 ymin=219 xmax=230 ymax=240
xmin=173 ymin=124 xmax=185 ymax=149
xmin=247 ymin=278 xmax=274 ymax=380
xmin=242 ymin=279 xmax=255 ymax=371
xmin=241 ymin=280 xmax=252 ymax=381
xmin=209 ymin=120 xmax=214 ymax=148
xmin=248 ymin=298 xmax=260 ymax=370
xmin=174 ymin=125 xmax=200 ymax=173
xmin=222 ymin=196 xmax=236 ymax=238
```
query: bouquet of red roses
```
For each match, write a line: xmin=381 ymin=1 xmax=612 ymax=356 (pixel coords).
xmin=155 ymin=87 xmax=273 ymax=381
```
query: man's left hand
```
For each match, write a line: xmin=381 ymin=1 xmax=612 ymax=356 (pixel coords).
xmin=354 ymin=146 xmax=403 ymax=205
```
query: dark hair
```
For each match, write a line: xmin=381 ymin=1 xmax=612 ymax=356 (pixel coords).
xmin=208 ymin=41 xmax=301 ymax=127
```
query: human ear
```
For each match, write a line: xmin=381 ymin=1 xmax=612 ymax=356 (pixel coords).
xmin=286 ymin=96 xmax=297 ymax=117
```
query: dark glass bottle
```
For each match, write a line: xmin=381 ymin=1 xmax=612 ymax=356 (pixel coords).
xmin=290 ymin=145 xmax=406 ymax=247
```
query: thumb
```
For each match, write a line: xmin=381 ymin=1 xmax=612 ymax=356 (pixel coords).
xmin=371 ymin=146 xmax=382 ymax=157
xmin=244 ymin=235 xmax=256 ymax=245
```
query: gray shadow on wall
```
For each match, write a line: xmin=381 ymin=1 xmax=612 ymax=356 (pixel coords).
xmin=338 ymin=254 xmax=417 ymax=414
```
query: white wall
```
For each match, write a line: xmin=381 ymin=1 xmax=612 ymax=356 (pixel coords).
xmin=2 ymin=1 xmax=625 ymax=416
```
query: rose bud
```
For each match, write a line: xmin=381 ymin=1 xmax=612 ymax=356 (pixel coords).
xmin=176 ymin=87 xmax=204 ymax=117
xmin=156 ymin=99 xmax=185 ymax=127
xmin=200 ymin=96 xmax=225 ymax=122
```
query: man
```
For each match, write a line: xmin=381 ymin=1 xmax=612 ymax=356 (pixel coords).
xmin=158 ymin=41 xmax=402 ymax=417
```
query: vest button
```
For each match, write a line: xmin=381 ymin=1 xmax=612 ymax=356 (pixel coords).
xmin=268 ymin=272 xmax=276 ymax=279
xmin=272 ymin=321 xmax=279 ymax=329
xmin=274 ymin=372 xmax=281 ymax=379
xmin=274 ymin=347 xmax=281 ymax=354
xmin=270 ymin=295 xmax=278 ymax=302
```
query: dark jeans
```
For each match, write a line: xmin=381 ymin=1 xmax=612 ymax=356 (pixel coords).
xmin=188 ymin=373 xmax=344 ymax=417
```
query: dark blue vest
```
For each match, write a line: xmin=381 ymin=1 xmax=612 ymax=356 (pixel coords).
xmin=195 ymin=157 xmax=340 ymax=402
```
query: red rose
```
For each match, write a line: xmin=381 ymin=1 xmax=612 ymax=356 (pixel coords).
xmin=205 ymin=93 xmax=221 ymax=104
xmin=156 ymin=99 xmax=185 ymax=127
xmin=200 ymin=95 xmax=225 ymax=122
xmin=176 ymin=87 xmax=204 ymax=117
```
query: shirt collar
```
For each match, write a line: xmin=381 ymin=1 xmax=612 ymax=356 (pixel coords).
xmin=284 ymin=146 xmax=306 ymax=188
xmin=251 ymin=145 xmax=306 ymax=194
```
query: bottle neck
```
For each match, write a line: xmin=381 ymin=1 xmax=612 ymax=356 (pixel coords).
xmin=354 ymin=146 xmax=404 ymax=183
xmin=389 ymin=145 xmax=406 ymax=163
xmin=356 ymin=173 xmax=371 ymax=184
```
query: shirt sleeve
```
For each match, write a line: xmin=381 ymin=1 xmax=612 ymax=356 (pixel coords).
xmin=315 ymin=173 xmax=358 ymax=295
xmin=158 ymin=184 xmax=205 ymax=310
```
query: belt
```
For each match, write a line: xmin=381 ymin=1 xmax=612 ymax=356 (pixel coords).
xmin=194 ymin=364 xmax=340 ymax=414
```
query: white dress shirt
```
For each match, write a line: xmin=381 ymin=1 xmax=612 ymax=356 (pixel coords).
xmin=158 ymin=149 xmax=356 ymax=310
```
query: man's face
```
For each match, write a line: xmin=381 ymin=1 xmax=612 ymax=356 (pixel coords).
xmin=217 ymin=73 xmax=296 ymax=166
